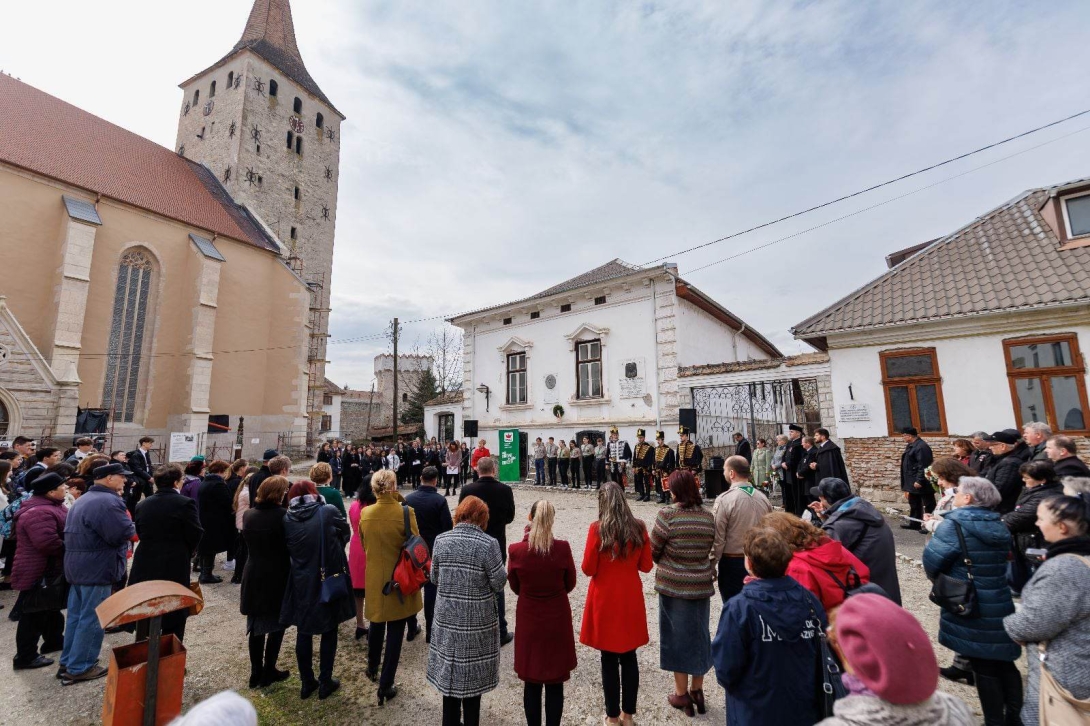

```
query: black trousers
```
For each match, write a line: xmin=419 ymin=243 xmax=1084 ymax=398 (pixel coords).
xmin=594 ymin=460 xmax=607 ymax=488
xmin=368 ymin=617 xmax=408 ymax=689
xmin=232 ymin=534 xmax=248 ymax=582
xmin=717 ymin=556 xmax=747 ymax=604
xmin=600 ymin=649 xmax=638 ymax=719
xmin=558 ymin=460 xmax=569 ymax=486
xmin=444 ymin=472 xmax=459 ymax=493
xmin=13 ymin=595 xmax=63 ymax=664
xmin=969 ymin=657 xmax=1022 ymax=726
xmin=297 ymin=628 xmax=337 ymax=685
xmin=408 ymin=581 xmax=437 ymax=642
xmin=570 ymin=459 xmax=581 ymax=487
xmin=908 ymin=489 xmax=937 ymax=524
xmin=582 ymin=458 xmax=594 ymax=488
xmin=443 ymin=695 xmax=481 ymax=726
xmin=546 ymin=457 xmax=558 ymax=485
xmin=411 ymin=466 xmax=422 ymax=488
xmin=247 ymin=629 xmax=285 ymax=678
xmin=524 ymin=682 xmax=564 ymax=726
xmin=634 ymin=471 xmax=648 ymax=499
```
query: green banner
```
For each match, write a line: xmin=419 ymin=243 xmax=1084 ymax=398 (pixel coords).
xmin=498 ymin=429 xmax=520 ymax=483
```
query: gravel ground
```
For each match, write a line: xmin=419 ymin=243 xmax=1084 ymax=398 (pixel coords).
xmin=0 ymin=485 xmax=999 ymax=725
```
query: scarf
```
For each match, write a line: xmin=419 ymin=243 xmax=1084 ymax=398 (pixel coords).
xmin=288 ymin=493 xmax=323 ymax=508
xmin=1046 ymin=535 xmax=1090 ymax=559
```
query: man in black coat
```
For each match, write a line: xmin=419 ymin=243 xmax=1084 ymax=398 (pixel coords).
xmin=781 ymin=425 xmax=806 ymax=516
xmin=197 ymin=461 xmax=236 ymax=584
xmin=126 ymin=436 xmax=156 ymax=512
xmin=1046 ymin=435 xmax=1090 ymax=478
xmin=459 ymin=456 xmax=515 ymax=645
xmin=131 ymin=464 xmax=203 ymax=641
xmin=899 ymin=427 xmax=934 ymax=529
xmin=982 ymin=429 xmax=1030 ymax=514
xmin=733 ymin=432 xmax=752 ymax=463
xmin=812 ymin=428 xmax=849 ymax=483
xmin=796 ymin=436 xmax=819 ymax=500
xmin=404 ymin=466 xmax=453 ymax=642
xmin=247 ymin=451 xmax=288 ymax=508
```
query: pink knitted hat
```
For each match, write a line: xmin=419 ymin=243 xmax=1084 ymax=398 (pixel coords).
xmin=834 ymin=594 xmax=939 ymax=705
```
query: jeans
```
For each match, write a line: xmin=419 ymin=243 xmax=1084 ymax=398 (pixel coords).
xmin=601 ymin=649 xmax=639 ymax=718
xmin=368 ymin=617 xmax=408 ymax=689
xmin=524 ymin=682 xmax=564 ymax=726
xmin=14 ymin=591 xmax=63 ymax=664
xmin=546 ymin=457 xmax=558 ymax=485
xmin=443 ymin=695 xmax=481 ymax=726
xmin=717 ymin=556 xmax=747 ymax=604
xmin=61 ymin=584 xmax=112 ymax=675
xmin=296 ymin=628 xmax=337 ymax=684
xmin=496 ymin=588 xmax=509 ymax=638
xmin=534 ymin=459 xmax=545 ymax=484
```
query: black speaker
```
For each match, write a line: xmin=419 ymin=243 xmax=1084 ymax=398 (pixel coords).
xmin=704 ymin=468 xmax=725 ymax=498
xmin=463 ymin=419 xmax=479 ymax=438
xmin=678 ymin=408 xmax=697 ymax=433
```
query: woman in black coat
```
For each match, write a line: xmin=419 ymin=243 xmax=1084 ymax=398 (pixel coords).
xmin=131 ymin=464 xmax=203 ymax=642
xmin=280 ymin=479 xmax=355 ymax=700
xmin=197 ymin=460 xmax=235 ymax=584
xmin=240 ymin=475 xmax=292 ymax=689
xmin=342 ymin=446 xmax=360 ymax=497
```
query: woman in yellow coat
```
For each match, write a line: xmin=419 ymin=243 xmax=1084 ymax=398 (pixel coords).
xmin=360 ymin=469 xmax=423 ymax=705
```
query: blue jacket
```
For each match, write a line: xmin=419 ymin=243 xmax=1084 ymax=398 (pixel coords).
xmin=63 ymin=485 xmax=136 ymax=586
xmin=922 ymin=506 xmax=1020 ymax=661
xmin=712 ymin=576 xmax=827 ymax=726
xmin=403 ymin=485 xmax=453 ymax=551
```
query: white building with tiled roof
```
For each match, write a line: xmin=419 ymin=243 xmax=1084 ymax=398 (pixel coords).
xmin=449 ymin=259 xmax=779 ymax=470
xmin=792 ymin=177 xmax=1090 ymax=498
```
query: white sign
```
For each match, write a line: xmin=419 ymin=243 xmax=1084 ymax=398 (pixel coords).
xmin=618 ymin=357 xmax=646 ymax=399
xmin=838 ymin=404 xmax=870 ymax=423
xmin=169 ymin=432 xmax=199 ymax=462
xmin=251 ymin=438 xmax=260 ymax=445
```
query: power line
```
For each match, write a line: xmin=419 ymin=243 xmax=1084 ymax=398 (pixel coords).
xmin=642 ymin=105 xmax=1090 ymax=266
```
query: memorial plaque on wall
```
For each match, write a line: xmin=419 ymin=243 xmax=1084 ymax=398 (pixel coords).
xmin=838 ymin=403 xmax=870 ymax=422
xmin=618 ymin=357 xmax=646 ymax=399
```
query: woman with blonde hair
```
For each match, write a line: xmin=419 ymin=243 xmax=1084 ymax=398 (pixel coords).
xmin=508 ymin=500 xmax=577 ymax=726
xmin=428 ymin=495 xmax=508 ymax=726
xmin=360 ymin=469 xmax=422 ymax=704
xmin=580 ymin=483 xmax=653 ymax=726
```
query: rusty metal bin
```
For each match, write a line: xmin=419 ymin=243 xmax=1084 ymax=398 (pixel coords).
xmin=102 ymin=635 xmax=186 ymax=726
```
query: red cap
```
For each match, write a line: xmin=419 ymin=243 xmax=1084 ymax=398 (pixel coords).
xmin=835 ymin=594 xmax=938 ymax=705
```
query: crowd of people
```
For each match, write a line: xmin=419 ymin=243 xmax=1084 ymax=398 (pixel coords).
xmin=1 ymin=420 xmax=1089 ymax=726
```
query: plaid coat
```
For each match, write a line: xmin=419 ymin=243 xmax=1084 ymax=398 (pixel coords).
xmin=427 ymin=523 xmax=507 ymax=698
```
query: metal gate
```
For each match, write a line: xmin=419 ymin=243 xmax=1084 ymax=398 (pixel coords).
xmin=692 ymin=378 xmax=822 ymax=460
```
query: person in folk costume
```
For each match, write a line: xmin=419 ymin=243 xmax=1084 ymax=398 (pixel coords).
xmin=632 ymin=429 xmax=656 ymax=503
xmin=653 ymin=431 xmax=677 ymax=504
xmin=607 ymin=427 xmax=632 ymax=489
xmin=676 ymin=426 xmax=703 ymax=488
xmin=781 ymin=424 xmax=806 ymax=517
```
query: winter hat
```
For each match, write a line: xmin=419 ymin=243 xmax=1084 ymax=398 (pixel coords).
xmin=835 ymin=593 xmax=938 ymax=705
xmin=31 ymin=472 xmax=65 ymax=496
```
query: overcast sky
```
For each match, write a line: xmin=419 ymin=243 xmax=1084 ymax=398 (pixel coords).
xmin=5 ymin=1 xmax=1090 ymax=388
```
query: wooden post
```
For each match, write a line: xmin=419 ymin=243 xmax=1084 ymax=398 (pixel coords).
xmin=392 ymin=318 xmax=399 ymax=443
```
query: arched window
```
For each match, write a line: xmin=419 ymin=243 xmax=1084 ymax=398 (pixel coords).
xmin=193 ymin=88 xmax=200 ymax=106
xmin=0 ymin=398 xmax=9 ymax=436
xmin=269 ymin=79 xmax=278 ymax=97
xmin=316 ymin=113 xmax=324 ymax=129
xmin=209 ymin=81 xmax=216 ymax=98
xmin=227 ymin=71 xmax=234 ymax=88
xmin=293 ymin=97 xmax=302 ymax=114
xmin=295 ymin=136 xmax=303 ymax=155
xmin=286 ymin=130 xmax=294 ymax=149
xmin=103 ymin=250 xmax=154 ymax=423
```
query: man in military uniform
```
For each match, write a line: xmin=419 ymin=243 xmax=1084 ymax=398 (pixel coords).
xmin=781 ymin=424 xmax=806 ymax=516
xmin=606 ymin=426 xmax=632 ymax=487
xmin=631 ymin=429 xmax=655 ymax=502
xmin=676 ymin=425 xmax=703 ymax=490
xmin=653 ymin=430 xmax=676 ymax=503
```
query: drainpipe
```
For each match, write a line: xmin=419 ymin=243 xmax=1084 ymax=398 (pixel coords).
xmin=731 ymin=322 xmax=747 ymax=361
xmin=650 ymin=276 xmax=661 ymax=428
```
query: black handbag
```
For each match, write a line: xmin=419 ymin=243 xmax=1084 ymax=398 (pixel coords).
xmin=22 ymin=564 xmax=69 ymax=614
xmin=812 ymin=606 xmax=848 ymax=718
xmin=317 ymin=507 xmax=350 ymax=604
xmin=928 ymin=519 xmax=978 ymax=617
xmin=822 ymin=566 xmax=891 ymax=600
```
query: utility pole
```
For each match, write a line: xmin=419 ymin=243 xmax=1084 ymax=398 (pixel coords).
xmin=392 ymin=317 xmax=399 ymax=444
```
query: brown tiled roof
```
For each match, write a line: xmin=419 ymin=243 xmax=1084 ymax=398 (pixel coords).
xmin=322 ymin=378 xmax=345 ymax=395
xmin=678 ymin=352 xmax=829 ymax=378
xmin=792 ymin=185 xmax=1090 ymax=342
xmin=425 ymin=391 xmax=464 ymax=407
xmin=0 ymin=75 xmax=279 ymax=253
xmin=530 ymin=259 xmax=642 ymax=300
xmin=185 ymin=0 xmax=342 ymax=119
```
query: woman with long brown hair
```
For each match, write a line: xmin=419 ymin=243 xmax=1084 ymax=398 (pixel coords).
xmin=580 ymin=483 xmax=652 ymax=726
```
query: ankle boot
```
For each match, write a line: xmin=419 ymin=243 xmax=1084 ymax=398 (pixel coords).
xmin=247 ymin=636 xmax=264 ymax=688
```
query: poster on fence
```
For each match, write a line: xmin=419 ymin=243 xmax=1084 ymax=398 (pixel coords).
xmin=169 ymin=432 xmax=199 ymax=462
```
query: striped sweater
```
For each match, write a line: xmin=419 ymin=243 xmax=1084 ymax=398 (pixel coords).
xmin=650 ymin=505 xmax=716 ymax=599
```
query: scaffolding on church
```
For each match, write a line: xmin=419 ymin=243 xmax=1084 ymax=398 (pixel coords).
xmin=304 ymin=271 xmax=330 ymax=454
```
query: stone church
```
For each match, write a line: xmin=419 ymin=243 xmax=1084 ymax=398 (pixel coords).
xmin=0 ymin=0 xmax=342 ymax=453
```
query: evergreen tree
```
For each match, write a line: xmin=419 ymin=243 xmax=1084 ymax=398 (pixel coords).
xmin=400 ymin=367 xmax=438 ymax=425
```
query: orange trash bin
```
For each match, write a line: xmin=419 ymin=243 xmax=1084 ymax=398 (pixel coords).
xmin=102 ymin=635 xmax=186 ymax=726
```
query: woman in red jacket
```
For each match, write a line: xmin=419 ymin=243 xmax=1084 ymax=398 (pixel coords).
xmin=760 ymin=511 xmax=871 ymax=613
xmin=508 ymin=500 xmax=577 ymax=726
xmin=580 ymin=484 xmax=653 ymax=726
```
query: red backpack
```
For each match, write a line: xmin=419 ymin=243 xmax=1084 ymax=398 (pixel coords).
xmin=382 ymin=505 xmax=431 ymax=602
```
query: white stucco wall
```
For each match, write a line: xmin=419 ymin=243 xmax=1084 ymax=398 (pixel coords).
xmin=423 ymin=403 xmax=463 ymax=443
xmin=676 ymin=297 xmax=767 ymax=366
xmin=320 ymin=393 xmax=341 ymax=438
xmin=828 ymin=321 xmax=1090 ymax=438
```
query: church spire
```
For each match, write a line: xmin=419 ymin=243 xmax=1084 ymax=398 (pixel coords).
xmin=234 ymin=0 xmax=302 ymax=63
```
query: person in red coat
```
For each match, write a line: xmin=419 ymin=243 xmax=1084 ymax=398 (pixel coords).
xmin=579 ymin=484 xmax=653 ymax=726
xmin=508 ymin=500 xmax=577 ymax=726
xmin=761 ymin=511 xmax=871 ymax=613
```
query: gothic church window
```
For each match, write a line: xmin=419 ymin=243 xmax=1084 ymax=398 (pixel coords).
xmin=193 ymin=88 xmax=199 ymax=106
xmin=287 ymin=130 xmax=294 ymax=149
xmin=227 ymin=71 xmax=234 ymax=89
xmin=0 ymin=399 xmax=8 ymax=436
xmin=209 ymin=81 xmax=216 ymax=98
xmin=293 ymin=97 xmax=303 ymax=114
xmin=316 ymin=113 xmax=324 ymax=129
xmin=103 ymin=250 xmax=154 ymax=423
xmin=269 ymin=79 xmax=278 ymax=97
xmin=295 ymin=136 xmax=303 ymax=155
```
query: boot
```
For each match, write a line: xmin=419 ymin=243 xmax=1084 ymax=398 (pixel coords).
xmin=261 ymin=630 xmax=289 ymax=686
xmin=1000 ymin=665 xmax=1024 ymax=725
xmin=198 ymin=555 xmax=222 ymax=584
xmin=247 ymin=635 xmax=264 ymax=688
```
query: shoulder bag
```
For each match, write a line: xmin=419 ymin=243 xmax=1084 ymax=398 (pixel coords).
xmin=928 ymin=519 xmax=978 ymax=617
xmin=382 ymin=505 xmax=430 ymax=603
xmin=1038 ymin=555 xmax=1090 ymax=726
xmin=21 ymin=558 xmax=69 ymax=614
xmin=318 ymin=506 xmax=350 ymax=604
xmin=822 ymin=566 xmax=890 ymax=601
xmin=811 ymin=605 xmax=847 ymax=718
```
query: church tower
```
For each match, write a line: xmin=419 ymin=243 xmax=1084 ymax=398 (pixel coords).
xmin=176 ymin=0 xmax=343 ymax=447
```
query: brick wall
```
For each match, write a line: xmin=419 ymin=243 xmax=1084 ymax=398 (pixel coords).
xmin=843 ymin=435 xmax=1090 ymax=508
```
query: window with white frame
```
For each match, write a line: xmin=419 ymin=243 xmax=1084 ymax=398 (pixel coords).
xmin=507 ymin=352 xmax=527 ymax=404
xmin=576 ymin=340 xmax=602 ymax=399
xmin=1062 ymin=191 xmax=1090 ymax=238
